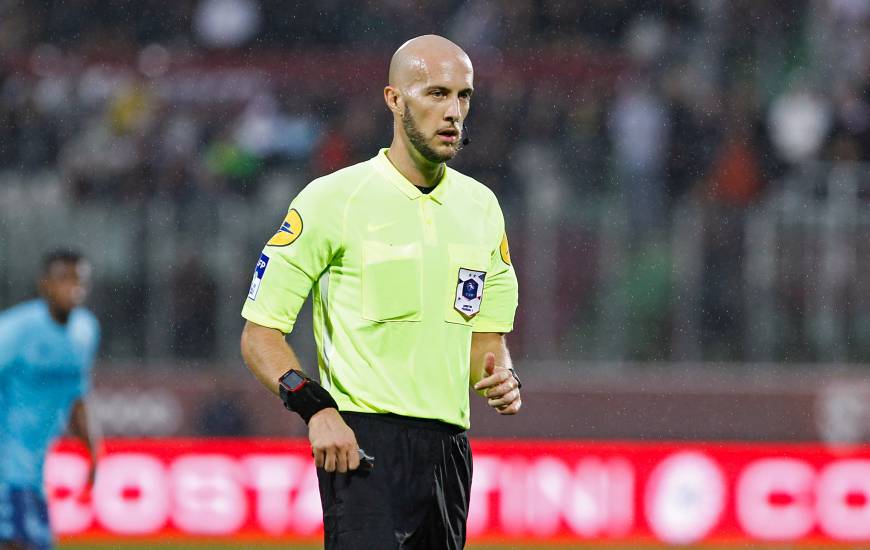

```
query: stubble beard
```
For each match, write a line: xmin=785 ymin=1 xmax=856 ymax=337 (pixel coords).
xmin=403 ymin=104 xmax=460 ymax=164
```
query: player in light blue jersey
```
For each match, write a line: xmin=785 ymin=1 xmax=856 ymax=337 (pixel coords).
xmin=0 ymin=250 xmax=101 ymax=550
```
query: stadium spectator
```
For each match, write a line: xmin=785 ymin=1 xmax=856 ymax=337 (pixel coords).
xmin=609 ymin=71 xmax=671 ymax=238
xmin=1 ymin=0 xmax=868 ymax=363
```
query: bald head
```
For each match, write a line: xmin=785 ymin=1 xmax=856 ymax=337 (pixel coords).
xmin=389 ymin=35 xmax=472 ymax=89
xmin=383 ymin=35 xmax=474 ymax=170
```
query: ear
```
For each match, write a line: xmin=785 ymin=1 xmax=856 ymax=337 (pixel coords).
xmin=384 ymin=85 xmax=403 ymax=117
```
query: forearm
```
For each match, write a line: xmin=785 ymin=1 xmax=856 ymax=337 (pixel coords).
xmin=68 ymin=398 xmax=99 ymax=457
xmin=469 ymin=332 xmax=512 ymax=393
xmin=242 ymin=321 xmax=358 ymax=472
xmin=240 ymin=320 xmax=305 ymax=396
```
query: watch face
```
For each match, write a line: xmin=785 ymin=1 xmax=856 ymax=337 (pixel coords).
xmin=280 ymin=370 xmax=306 ymax=391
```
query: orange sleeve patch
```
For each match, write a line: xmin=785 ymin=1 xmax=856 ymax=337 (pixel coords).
xmin=499 ymin=232 xmax=511 ymax=265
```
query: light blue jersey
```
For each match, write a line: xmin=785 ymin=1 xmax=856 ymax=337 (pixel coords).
xmin=0 ymin=299 xmax=99 ymax=490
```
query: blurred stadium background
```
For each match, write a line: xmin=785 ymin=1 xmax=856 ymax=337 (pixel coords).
xmin=2 ymin=0 xmax=870 ymax=548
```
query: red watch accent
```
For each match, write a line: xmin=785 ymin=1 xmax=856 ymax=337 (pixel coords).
xmin=278 ymin=369 xmax=309 ymax=392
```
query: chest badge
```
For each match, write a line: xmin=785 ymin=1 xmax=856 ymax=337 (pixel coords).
xmin=454 ymin=268 xmax=486 ymax=319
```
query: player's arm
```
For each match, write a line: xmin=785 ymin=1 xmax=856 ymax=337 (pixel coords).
xmin=240 ymin=320 xmax=304 ymax=396
xmin=469 ymin=197 xmax=520 ymax=414
xmin=240 ymin=321 xmax=360 ymax=473
xmin=240 ymin=181 xmax=360 ymax=473
xmin=470 ymin=332 xmax=521 ymax=415
xmin=67 ymin=398 xmax=100 ymax=485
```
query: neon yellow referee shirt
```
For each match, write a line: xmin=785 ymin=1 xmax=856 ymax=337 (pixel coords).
xmin=242 ymin=149 xmax=518 ymax=428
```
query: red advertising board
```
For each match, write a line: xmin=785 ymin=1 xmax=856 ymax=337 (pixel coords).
xmin=48 ymin=439 xmax=870 ymax=544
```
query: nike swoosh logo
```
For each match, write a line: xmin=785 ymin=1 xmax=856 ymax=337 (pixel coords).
xmin=367 ymin=221 xmax=397 ymax=232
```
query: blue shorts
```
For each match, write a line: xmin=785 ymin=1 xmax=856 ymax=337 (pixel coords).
xmin=0 ymin=483 xmax=53 ymax=550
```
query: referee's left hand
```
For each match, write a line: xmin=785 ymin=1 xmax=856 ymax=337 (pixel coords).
xmin=474 ymin=353 xmax=522 ymax=415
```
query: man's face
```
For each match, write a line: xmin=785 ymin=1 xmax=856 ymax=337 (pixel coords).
xmin=401 ymin=60 xmax=473 ymax=163
xmin=40 ymin=260 xmax=91 ymax=314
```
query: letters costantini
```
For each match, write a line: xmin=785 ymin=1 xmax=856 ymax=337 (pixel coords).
xmin=48 ymin=438 xmax=870 ymax=545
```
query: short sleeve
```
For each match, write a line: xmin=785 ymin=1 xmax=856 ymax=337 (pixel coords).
xmin=0 ymin=310 xmax=21 ymax=374
xmin=241 ymin=180 xmax=343 ymax=334
xmin=472 ymin=205 xmax=519 ymax=333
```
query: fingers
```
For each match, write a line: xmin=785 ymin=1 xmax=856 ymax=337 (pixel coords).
xmin=323 ymin=449 xmax=337 ymax=472
xmin=473 ymin=367 xmax=512 ymax=392
xmin=316 ymin=442 xmax=360 ymax=473
xmin=309 ymin=415 xmax=360 ymax=473
xmin=484 ymin=370 xmax=522 ymax=414
xmin=483 ymin=352 xmax=496 ymax=376
xmin=336 ymin=447 xmax=348 ymax=473
xmin=473 ymin=361 xmax=523 ymax=415
xmin=348 ymin=445 xmax=361 ymax=471
xmin=488 ymin=388 xmax=520 ymax=409
xmin=484 ymin=377 xmax=518 ymax=399
xmin=496 ymin=397 xmax=522 ymax=415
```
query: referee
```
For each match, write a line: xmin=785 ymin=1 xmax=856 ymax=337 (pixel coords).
xmin=240 ymin=34 xmax=520 ymax=549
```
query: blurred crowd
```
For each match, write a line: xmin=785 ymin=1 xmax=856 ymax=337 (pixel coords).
xmin=1 ymin=0 xmax=870 ymax=362
xmin=1 ymin=1 xmax=867 ymax=203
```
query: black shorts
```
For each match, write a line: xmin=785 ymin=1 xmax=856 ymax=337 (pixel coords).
xmin=317 ymin=412 xmax=472 ymax=550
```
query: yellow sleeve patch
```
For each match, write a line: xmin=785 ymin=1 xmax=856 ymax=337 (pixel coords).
xmin=267 ymin=209 xmax=304 ymax=246
xmin=499 ymin=232 xmax=511 ymax=265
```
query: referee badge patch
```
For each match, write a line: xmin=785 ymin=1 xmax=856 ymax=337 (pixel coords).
xmin=248 ymin=253 xmax=269 ymax=300
xmin=267 ymin=209 xmax=303 ymax=246
xmin=454 ymin=268 xmax=486 ymax=319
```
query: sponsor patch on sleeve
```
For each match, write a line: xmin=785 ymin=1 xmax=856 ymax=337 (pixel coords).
xmin=267 ymin=209 xmax=303 ymax=247
xmin=247 ymin=253 xmax=270 ymax=301
xmin=499 ymin=232 xmax=511 ymax=265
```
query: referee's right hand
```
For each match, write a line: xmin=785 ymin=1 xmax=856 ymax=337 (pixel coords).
xmin=308 ymin=408 xmax=361 ymax=473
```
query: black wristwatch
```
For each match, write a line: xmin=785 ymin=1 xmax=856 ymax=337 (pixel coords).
xmin=278 ymin=368 xmax=309 ymax=393
xmin=277 ymin=369 xmax=337 ymax=424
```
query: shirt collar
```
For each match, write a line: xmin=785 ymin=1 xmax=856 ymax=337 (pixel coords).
xmin=373 ymin=148 xmax=450 ymax=204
